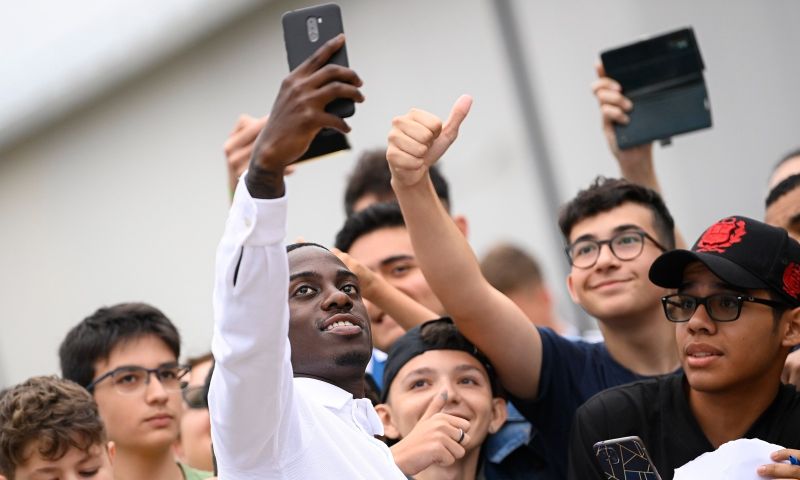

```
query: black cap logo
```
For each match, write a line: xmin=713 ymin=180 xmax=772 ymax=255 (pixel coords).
xmin=695 ymin=217 xmax=746 ymax=254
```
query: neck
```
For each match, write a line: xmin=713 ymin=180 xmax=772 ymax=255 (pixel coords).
xmin=599 ymin=305 xmax=680 ymax=376
xmin=688 ymin=363 xmax=784 ymax=448
xmin=415 ymin=448 xmax=480 ymax=480
xmin=112 ymin=444 xmax=183 ymax=480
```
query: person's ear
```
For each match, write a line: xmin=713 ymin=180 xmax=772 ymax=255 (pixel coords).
xmin=453 ymin=215 xmax=469 ymax=238
xmin=107 ymin=441 xmax=116 ymax=464
xmin=374 ymin=404 xmax=401 ymax=440
xmin=781 ymin=307 xmax=800 ymax=348
xmin=487 ymin=397 xmax=508 ymax=434
xmin=566 ymin=274 xmax=580 ymax=304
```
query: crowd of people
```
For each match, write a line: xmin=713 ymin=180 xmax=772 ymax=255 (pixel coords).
xmin=2 ymin=30 xmax=800 ymax=480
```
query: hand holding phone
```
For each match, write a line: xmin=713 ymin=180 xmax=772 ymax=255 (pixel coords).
xmin=283 ymin=3 xmax=354 ymax=118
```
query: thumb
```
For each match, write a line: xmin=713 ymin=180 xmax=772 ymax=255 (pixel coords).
xmin=595 ymin=62 xmax=606 ymax=79
xmin=421 ymin=389 xmax=448 ymax=420
xmin=441 ymin=95 xmax=473 ymax=140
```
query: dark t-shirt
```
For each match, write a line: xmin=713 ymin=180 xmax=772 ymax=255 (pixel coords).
xmin=568 ymin=373 xmax=800 ymax=479
xmin=510 ymin=327 xmax=658 ymax=477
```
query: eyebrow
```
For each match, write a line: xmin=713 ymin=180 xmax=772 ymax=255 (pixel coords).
xmin=108 ymin=361 xmax=179 ymax=372
xmin=572 ymin=224 xmax=644 ymax=243
xmin=289 ymin=270 xmax=321 ymax=282
xmin=678 ymin=280 xmax=746 ymax=293
xmin=788 ymin=212 xmax=800 ymax=228
xmin=337 ymin=269 xmax=358 ymax=282
xmin=379 ymin=254 xmax=414 ymax=267
xmin=400 ymin=363 xmax=487 ymax=382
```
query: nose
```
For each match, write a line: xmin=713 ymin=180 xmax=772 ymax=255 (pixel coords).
xmin=144 ymin=372 xmax=170 ymax=404
xmin=322 ymin=287 xmax=353 ymax=312
xmin=686 ymin=303 xmax=717 ymax=335
xmin=593 ymin=242 xmax=620 ymax=270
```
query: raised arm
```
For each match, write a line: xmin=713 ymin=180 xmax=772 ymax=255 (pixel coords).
xmin=593 ymin=63 xmax=686 ymax=248
xmin=333 ymin=248 xmax=437 ymax=331
xmin=209 ymin=34 xmax=364 ymax=475
xmin=386 ymin=96 xmax=542 ymax=400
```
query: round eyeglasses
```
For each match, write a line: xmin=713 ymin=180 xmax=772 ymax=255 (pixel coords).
xmin=661 ymin=293 xmax=788 ymax=322
xmin=565 ymin=231 xmax=667 ymax=269
xmin=87 ymin=364 xmax=190 ymax=395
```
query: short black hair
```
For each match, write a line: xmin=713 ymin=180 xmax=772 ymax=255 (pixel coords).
xmin=335 ymin=202 xmax=406 ymax=252
xmin=287 ymin=242 xmax=329 ymax=253
xmin=558 ymin=177 xmax=676 ymax=250
xmin=766 ymin=173 xmax=800 ymax=208
xmin=343 ymin=149 xmax=451 ymax=215
xmin=59 ymin=303 xmax=181 ymax=389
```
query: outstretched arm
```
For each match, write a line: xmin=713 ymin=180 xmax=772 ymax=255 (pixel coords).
xmin=386 ymin=96 xmax=542 ymax=400
xmin=209 ymin=34 xmax=364 ymax=475
xmin=593 ymin=63 xmax=686 ymax=249
xmin=333 ymin=248 xmax=437 ymax=331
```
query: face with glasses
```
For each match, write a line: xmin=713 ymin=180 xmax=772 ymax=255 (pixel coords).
xmin=566 ymin=203 xmax=670 ymax=321
xmin=90 ymin=335 xmax=185 ymax=453
xmin=674 ymin=262 xmax=800 ymax=394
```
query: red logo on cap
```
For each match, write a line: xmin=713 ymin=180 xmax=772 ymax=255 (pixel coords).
xmin=785 ymin=263 xmax=800 ymax=299
xmin=695 ymin=217 xmax=747 ymax=253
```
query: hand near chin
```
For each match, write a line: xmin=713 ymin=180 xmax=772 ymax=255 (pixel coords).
xmin=389 ymin=390 xmax=471 ymax=475
xmin=757 ymin=449 xmax=800 ymax=478
xmin=386 ymin=95 xmax=472 ymax=189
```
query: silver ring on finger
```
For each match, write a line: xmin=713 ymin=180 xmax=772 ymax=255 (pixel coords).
xmin=457 ymin=428 xmax=465 ymax=444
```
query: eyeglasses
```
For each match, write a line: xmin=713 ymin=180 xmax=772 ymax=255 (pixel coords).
xmin=182 ymin=385 xmax=208 ymax=409
xmin=565 ymin=231 xmax=667 ymax=269
xmin=87 ymin=364 xmax=190 ymax=395
xmin=661 ymin=293 xmax=788 ymax=322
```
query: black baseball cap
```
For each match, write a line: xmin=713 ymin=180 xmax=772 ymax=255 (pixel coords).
xmin=649 ymin=216 xmax=800 ymax=307
xmin=381 ymin=317 xmax=498 ymax=402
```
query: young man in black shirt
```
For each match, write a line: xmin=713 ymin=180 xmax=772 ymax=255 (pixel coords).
xmin=568 ymin=216 xmax=800 ymax=479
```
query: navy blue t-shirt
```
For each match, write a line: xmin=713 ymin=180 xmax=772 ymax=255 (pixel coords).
xmin=510 ymin=327 xmax=670 ymax=478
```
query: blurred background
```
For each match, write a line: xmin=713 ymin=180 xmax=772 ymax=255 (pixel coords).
xmin=1 ymin=0 xmax=798 ymax=387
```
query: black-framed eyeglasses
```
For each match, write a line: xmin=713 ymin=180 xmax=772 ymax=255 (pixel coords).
xmin=87 ymin=364 xmax=190 ymax=395
xmin=661 ymin=293 xmax=789 ymax=323
xmin=565 ymin=230 xmax=668 ymax=269
xmin=182 ymin=385 xmax=208 ymax=409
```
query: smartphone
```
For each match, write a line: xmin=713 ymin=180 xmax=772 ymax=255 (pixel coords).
xmin=282 ymin=3 xmax=354 ymax=118
xmin=601 ymin=27 xmax=712 ymax=149
xmin=593 ymin=436 xmax=662 ymax=480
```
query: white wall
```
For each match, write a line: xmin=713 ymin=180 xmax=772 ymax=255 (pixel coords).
xmin=1 ymin=0 xmax=798 ymax=386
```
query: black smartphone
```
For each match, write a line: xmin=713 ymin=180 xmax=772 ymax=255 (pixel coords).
xmin=601 ymin=27 xmax=712 ymax=149
xmin=593 ymin=436 xmax=662 ymax=480
xmin=282 ymin=3 xmax=354 ymax=118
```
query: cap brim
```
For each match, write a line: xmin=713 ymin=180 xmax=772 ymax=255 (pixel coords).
xmin=649 ymin=250 xmax=769 ymax=290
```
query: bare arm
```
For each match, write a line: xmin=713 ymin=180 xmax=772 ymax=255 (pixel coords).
xmin=386 ymin=96 xmax=542 ymax=400
xmin=593 ymin=63 xmax=686 ymax=249
xmin=334 ymin=248 xmax=438 ymax=331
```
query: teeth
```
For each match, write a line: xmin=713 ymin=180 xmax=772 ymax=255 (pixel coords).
xmin=692 ymin=352 xmax=715 ymax=358
xmin=325 ymin=320 xmax=356 ymax=331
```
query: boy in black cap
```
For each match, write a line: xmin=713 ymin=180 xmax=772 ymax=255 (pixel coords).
xmin=376 ymin=318 xmax=508 ymax=480
xmin=568 ymin=216 xmax=800 ymax=479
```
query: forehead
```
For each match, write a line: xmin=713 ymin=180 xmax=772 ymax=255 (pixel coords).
xmin=394 ymin=349 xmax=488 ymax=381
xmin=765 ymin=187 xmax=800 ymax=235
xmin=288 ymin=245 xmax=345 ymax=272
xmin=568 ymin=202 xmax=656 ymax=242
xmin=347 ymin=227 xmax=413 ymax=268
xmin=95 ymin=334 xmax=176 ymax=372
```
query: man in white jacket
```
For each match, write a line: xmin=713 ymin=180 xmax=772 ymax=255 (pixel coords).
xmin=208 ymin=35 xmax=407 ymax=479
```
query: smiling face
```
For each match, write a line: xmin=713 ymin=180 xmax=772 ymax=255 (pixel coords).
xmin=675 ymin=262 xmax=796 ymax=394
xmin=566 ymin=202 xmax=668 ymax=323
xmin=90 ymin=335 xmax=182 ymax=454
xmin=287 ymin=246 xmax=373 ymax=383
xmin=347 ymin=226 xmax=446 ymax=352
xmin=378 ymin=350 xmax=506 ymax=451
xmin=14 ymin=442 xmax=115 ymax=480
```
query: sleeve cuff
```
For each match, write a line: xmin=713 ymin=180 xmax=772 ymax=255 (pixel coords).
xmin=228 ymin=172 xmax=289 ymax=246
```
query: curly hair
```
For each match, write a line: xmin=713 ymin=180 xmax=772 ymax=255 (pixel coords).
xmin=0 ymin=376 xmax=107 ymax=478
